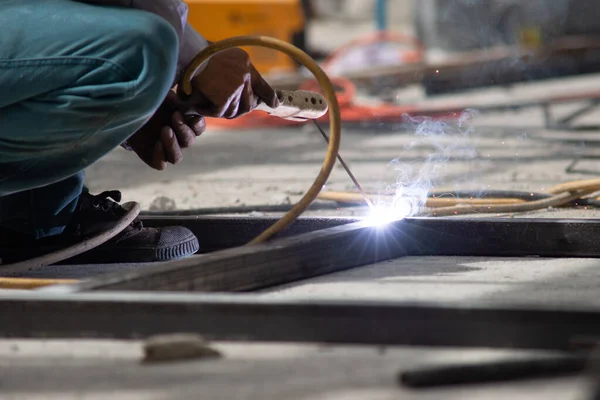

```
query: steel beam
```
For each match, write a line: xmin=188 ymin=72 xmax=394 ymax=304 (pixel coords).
xmin=1 ymin=291 xmax=599 ymax=351
xmin=140 ymin=215 xmax=359 ymax=253
xmin=67 ymin=217 xmax=600 ymax=293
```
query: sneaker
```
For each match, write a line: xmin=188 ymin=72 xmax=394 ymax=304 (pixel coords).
xmin=0 ymin=190 xmax=199 ymax=265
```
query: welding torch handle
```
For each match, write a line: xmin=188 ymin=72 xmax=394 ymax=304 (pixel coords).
xmin=181 ymin=89 xmax=328 ymax=122
xmin=255 ymin=89 xmax=329 ymax=121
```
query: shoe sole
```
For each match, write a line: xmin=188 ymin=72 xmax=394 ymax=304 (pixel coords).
xmin=59 ymin=233 xmax=200 ymax=265
xmin=155 ymin=236 xmax=200 ymax=261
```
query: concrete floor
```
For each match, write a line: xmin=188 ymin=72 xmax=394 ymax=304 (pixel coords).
xmin=0 ymin=340 xmax=591 ymax=400
xmin=261 ymin=256 xmax=600 ymax=307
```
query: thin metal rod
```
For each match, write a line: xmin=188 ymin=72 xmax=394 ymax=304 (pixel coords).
xmin=312 ymin=119 xmax=374 ymax=207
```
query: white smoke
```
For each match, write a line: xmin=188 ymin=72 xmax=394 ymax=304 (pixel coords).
xmin=368 ymin=108 xmax=481 ymax=224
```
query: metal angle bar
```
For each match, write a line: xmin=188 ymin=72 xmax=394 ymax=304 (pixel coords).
xmin=140 ymin=215 xmax=360 ymax=253
xmin=1 ymin=291 xmax=600 ymax=351
xmin=69 ymin=217 xmax=600 ymax=293
xmin=139 ymin=203 xmax=345 ymax=217
xmin=70 ymin=218 xmax=399 ymax=292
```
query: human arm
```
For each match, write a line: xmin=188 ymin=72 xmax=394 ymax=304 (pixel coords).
xmin=74 ymin=0 xmax=278 ymax=169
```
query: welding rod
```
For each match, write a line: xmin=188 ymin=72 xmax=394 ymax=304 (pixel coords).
xmin=311 ymin=119 xmax=374 ymax=208
xmin=252 ymin=89 xmax=373 ymax=208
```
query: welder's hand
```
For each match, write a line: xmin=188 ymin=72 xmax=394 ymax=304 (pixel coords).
xmin=126 ymin=91 xmax=206 ymax=170
xmin=178 ymin=47 xmax=279 ymax=119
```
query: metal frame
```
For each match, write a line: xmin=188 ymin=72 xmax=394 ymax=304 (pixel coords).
xmin=140 ymin=215 xmax=359 ymax=253
xmin=63 ymin=216 xmax=600 ymax=293
xmin=6 ymin=215 xmax=600 ymax=351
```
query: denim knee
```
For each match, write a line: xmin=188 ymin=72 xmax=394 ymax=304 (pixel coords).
xmin=0 ymin=4 xmax=182 ymax=197
xmin=122 ymin=12 xmax=180 ymax=117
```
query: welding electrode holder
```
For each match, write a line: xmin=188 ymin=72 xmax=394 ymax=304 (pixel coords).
xmin=180 ymin=89 xmax=329 ymax=122
xmin=257 ymin=89 xmax=328 ymax=121
xmin=179 ymin=35 xmax=342 ymax=245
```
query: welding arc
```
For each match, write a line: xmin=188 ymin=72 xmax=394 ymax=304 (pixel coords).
xmin=311 ymin=120 xmax=373 ymax=208
xmin=181 ymin=36 xmax=341 ymax=245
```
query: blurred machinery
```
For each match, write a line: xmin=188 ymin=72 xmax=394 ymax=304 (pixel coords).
xmin=414 ymin=0 xmax=600 ymax=51
xmin=184 ymin=0 xmax=308 ymax=74
xmin=184 ymin=0 xmax=600 ymax=95
xmin=413 ymin=0 xmax=600 ymax=94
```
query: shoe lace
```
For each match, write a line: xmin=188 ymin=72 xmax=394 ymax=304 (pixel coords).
xmin=88 ymin=190 xmax=143 ymax=231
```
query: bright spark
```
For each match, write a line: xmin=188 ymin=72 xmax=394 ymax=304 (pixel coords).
xmin=364 ymin=199 xmax=413 ymax=227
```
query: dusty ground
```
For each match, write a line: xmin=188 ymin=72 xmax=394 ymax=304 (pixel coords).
xmin=0 ymin=340 xmax=591 ymax=400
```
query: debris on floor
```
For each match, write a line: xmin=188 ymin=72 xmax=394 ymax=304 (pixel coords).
xmin=142 ymin=333 xmax=222 ymax=364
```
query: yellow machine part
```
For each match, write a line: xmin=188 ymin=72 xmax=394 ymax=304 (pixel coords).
xmin=185 ymin=0 xmax=305 ymax=74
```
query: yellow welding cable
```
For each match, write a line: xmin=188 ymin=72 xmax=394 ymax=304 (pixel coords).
xmin=318 ymin=189 xmax=596 ymax=216
xmin=427 ymin=189 xmax=598 ymax=216
xmin=181 ymin=36 xmax=341 ymax=245
xmin=317 ymin=191 xmax=526 ymax=206
xmin=426 ymin=178 xmax=600 ymax=214
xmin=548 ymin=178 xmax=600 ymax=195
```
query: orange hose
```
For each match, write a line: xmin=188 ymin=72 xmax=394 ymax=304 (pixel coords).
xmin=321 ymin=30 xmax=425 ymax=72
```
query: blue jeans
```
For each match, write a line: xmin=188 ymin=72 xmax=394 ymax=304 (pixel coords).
xmin=0 ymin=0 xmax=179 ymax=238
